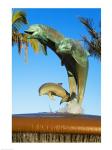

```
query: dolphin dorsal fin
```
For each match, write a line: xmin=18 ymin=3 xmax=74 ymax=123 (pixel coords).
xmin=57 ymin=83 xmax=63 ymax=86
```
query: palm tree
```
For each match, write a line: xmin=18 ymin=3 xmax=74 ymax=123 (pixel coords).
xmin=79 ymin=17 xmax=101 ymax=59
xmin=12 ymin=10 xmax=39 ymax=62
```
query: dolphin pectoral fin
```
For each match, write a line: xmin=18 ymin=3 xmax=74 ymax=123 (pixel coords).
xmin=48 ymin=92 xmax=55 ymax=100
xmin=72 ymin=48 xmax=87 ymax=67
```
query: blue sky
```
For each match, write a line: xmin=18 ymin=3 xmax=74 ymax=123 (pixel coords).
xmin=12 ymin=8 xmax=101 ymax=115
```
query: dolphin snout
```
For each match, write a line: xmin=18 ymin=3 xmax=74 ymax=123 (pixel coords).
xmin=24 ymin=30 xmax=34 ymax=35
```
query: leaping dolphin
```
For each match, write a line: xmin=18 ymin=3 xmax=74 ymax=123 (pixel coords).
xmin=39 ymin=82 xmax=71 ymax=104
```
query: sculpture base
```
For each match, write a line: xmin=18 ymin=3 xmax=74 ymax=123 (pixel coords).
xmin=12 ymin=113 xmax=101 ymax=143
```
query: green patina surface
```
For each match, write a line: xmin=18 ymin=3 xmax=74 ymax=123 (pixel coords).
xmin=25 ymin=24 xmax=89 ymax=105
xmin=56 ymin=38 xmax=89 ymax=67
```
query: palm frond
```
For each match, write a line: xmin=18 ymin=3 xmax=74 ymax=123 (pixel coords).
xmin=12 ymin=11 xmax=28 ymax=32
xmin=12 ymin=32 xmax=39 ymax=56
xmin=24 ymin=42 xmax=28 ymax=63
xmin=12 ymin=32 xmax=22 ymax=54
xmin=79 ymin=17 xmax=101 ymax=59
xmin=83 ymin=36 xmax=101 ymax=59
xmin=12 ymin=10 xmax=44 ymax=62
xmin=29 ymin=39 xmax=39 ymax=53
xmin=79 ymin=17 xmax=98 ymax=40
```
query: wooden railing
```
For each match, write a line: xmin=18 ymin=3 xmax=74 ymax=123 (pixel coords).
xmin=12 ymin=113 xmax=101 ymax=142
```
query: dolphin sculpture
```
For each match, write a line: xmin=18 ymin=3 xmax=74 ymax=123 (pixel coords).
xmin=25 ymin=24 xmax=89 ymax=105
xmin=39 ymin=83 xmax=71 ymax=104
xmin=56 ymin=38 xmax=89 ymax=104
